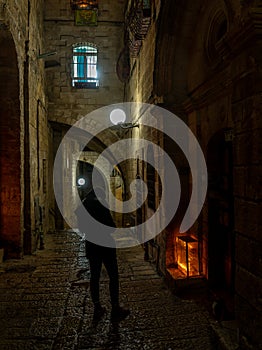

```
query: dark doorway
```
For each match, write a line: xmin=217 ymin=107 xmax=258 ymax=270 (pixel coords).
xmin=207 ymin=130 xmax=235 ymax=318
xmin=76 ymin=161 xmax=107 ymax=201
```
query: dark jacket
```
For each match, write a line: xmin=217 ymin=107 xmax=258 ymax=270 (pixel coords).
xmin=82 ymin=190 xmax=116 ymax=228
xmin=75 ymin=190 xmax=116 ymax=251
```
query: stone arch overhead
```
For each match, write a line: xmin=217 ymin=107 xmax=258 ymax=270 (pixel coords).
xmin=50 ymin=112 xmax=122 ymax=149
xmin=154 ymin=0 xmax=232 ymax=107
xmin=77 ymin=159 xmax=110 ymax=200
xmin=51 ymin=121 xmax=126 ymax=190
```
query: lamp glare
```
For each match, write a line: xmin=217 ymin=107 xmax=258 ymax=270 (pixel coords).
xmin=110 ymin=109 xmax=126 ymax=125
xmin=77 ymin=178 xmax=86 ymax=186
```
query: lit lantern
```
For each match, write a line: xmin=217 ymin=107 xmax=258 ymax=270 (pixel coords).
xmin=71 ymin=0 xmax=98 ymax=26
xmin=70 ymin=0 xmax=98 ymax=10
xmin=176 ymin=235 xmax=199 ymax=278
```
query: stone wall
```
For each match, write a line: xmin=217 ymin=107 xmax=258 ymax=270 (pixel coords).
xmin=0 ymin=0 xmax=48 ymax=257
xmin=123 ymin=0 xmax=165 ymax=270
xmin=44 ymin=1 xmax=127 ymax=233
xmin=124 ymin=0 xmax=262 ymax=348
xmin=44 ymin=0 xmax=125 ymax=126
xmin=185 ymin=2 xmax=262 ymax=347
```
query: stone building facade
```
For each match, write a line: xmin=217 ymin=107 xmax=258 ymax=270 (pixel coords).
xmin=0 ymin=0 xmax=261 ymax=348
xmin=44 ymin=0 xmax=125 ymax=123
xmin=43 ymin=0 xmax=127 ymax=231
xmin=0 ymin=0 xmax=48 ymax=258
xmin=123 ymin=0 xmax=261 ymax=348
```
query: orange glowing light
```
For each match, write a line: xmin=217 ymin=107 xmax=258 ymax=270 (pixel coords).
xmin=70 ymin=0 xmax=98 ymax=10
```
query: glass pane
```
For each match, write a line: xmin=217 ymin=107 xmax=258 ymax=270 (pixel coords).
xmin=86 ymin=55 xmax=97 ymax=78
xmin=176 ymin=235 xmax=199 ymax=277
xmin=176 ymin=238 xmax=187 ymax=275
xmin=77 ymin=56 xmax=85 ymax=78
xmin=72 ymin=44 xmax=99 ymax=87
xmin=188 ymin=241 xmax=199 ymax=276
xmin=73 ymin=56 xmax=78 ymax=78
xmin=73 ymin=45 xmax=97 ymax=53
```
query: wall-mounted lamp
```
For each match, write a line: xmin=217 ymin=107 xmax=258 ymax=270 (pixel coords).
xmin=110 ymin=108 xmax=139 ymax=129
xmin=37 ymin=51 xmax=60 ymax=69
xmin=37 ymin=51 xmax=57 ymax=59
xmin=70 ymin=0 xmax=98 ymax=10
xmin=119 ymin=122 xmax=139 ymax=129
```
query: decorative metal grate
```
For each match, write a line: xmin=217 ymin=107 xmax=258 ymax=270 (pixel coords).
xmin=126 ymin=0 xmax=152 ymax=57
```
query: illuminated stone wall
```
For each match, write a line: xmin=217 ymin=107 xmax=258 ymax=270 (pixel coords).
xmin=44 ymin=0 xmax=125 ymax=125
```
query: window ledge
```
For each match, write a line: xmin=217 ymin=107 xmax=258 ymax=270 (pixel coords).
xmin=74 ymin=82 xmax=99 ymax=89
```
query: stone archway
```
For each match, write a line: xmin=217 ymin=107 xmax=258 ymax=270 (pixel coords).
xmin=50 ymin=121 xmax=126 ymax=230
xmin=207 ymin=129 xmax=235 ymax=318
xmin=76 ymin=160 xmax=108 ymax=201
xmin=0 ymin=26 xmax=21 ymax=259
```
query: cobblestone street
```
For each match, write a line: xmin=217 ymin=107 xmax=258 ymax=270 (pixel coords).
xmin=0 ymin=231 xmax=222 ymax=350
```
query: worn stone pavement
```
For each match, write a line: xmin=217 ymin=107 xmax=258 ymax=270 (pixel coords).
xmin=0 ymin=230 xmax=223 ymax=350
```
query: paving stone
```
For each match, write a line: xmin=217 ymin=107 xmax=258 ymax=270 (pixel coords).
xmin=53 ymin=335 xmax=78 ymax=350
xmin=0 ymin=231 xmax=223 ymax=349
xmin=29 ymin=317 xmax=62 ymax=338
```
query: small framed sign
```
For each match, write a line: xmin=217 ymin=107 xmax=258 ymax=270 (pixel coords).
xmin=75 ymin=9 xmax=98 ymax=26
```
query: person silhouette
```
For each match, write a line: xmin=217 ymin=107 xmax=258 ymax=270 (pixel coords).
xmin=77 ymin=186 xmax=130 ymax=322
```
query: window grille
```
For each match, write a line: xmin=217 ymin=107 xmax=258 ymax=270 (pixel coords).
xmin=72 ymin=43 xmax=99 ymax=88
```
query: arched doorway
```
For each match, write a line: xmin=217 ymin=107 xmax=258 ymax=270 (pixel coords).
xmin=207 ymin=130 xmax=235 ymax=318
xmin=76 ymin=161 xmax=107 ymax=201
xmin=0 ymin=26 xmax=21 ymax=259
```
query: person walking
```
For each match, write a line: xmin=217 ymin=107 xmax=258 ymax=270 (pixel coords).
xmin=76 ymin=186 xmax=130 ymax=323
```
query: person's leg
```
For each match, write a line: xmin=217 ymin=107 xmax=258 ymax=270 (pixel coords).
xmin=102 ymin=247 xmax=119 ymax=306
xmin=103 ymin=247 xmax=130 ymax=321
xmin=89 ymin=253 xmax=102 ymax=305
xmin=89 ymin=245 xmax=106 ymax=321
xmin=89 ymin=250 xmax=106 ymax=321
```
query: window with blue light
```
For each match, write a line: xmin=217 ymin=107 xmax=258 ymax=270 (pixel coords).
xmin=72 ymin=43 xmax=99 ymax=88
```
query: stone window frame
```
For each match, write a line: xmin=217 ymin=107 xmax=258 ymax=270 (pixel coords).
xmin=71 ymin=42 xmax=99 ymax=89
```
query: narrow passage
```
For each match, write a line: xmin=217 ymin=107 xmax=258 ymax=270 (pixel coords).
xmin=0 ymin=231 xmax=221 ymax=350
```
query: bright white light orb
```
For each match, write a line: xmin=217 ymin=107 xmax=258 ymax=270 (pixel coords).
xmin=77 ymin=178 xmax=86 ymax=186
xmin=110 ymin=109 xmax=126 ymax=125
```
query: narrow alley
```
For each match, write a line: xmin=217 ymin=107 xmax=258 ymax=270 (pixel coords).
xmin=1 ymin=1 xmax=261 ymax=348
xmin=0 ymin=230 xmax=223 ymax=350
